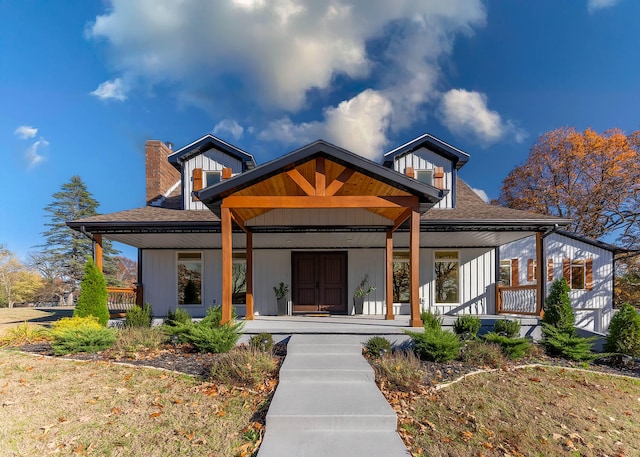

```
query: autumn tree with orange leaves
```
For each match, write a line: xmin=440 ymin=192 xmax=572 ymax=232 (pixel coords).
xmin=497 ymin=127 xmax=640 ymax=244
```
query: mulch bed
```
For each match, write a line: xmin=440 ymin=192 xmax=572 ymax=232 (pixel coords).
xmin=18 ymin=341 xmax=639 ymax=384
xmin=18 ymin=342 xmax=288 ymax=380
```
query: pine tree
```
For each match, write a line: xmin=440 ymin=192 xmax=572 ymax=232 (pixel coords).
xmin=74 ymin=258 xmax=109 ymax=326
xmin=542 ymin=278 xmax=574 ymax=332
xmin=38 ymin=176 xmax=119 ymax=298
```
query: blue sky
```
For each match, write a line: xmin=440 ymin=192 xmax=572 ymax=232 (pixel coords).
xmin=2 ymin=0 xmax=639 ymax=261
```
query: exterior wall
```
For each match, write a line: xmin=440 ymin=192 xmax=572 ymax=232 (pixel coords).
xmin=392 ymin=146 xmax=455 ymax=209
xmin=182 ymin=150 xmax=243 ymax=210
xmin=500 ymin=233 xmax=615 ymax=333
xmin=141 ymin=244 xmax=497 ymax=319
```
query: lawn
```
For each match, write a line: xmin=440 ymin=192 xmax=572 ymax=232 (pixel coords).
xmin=0 ymin=350 xmax=271 ymax=456
xmin=386 ymin=364 xmax=640 ymax=457
xmin=0 ymin=307 xmax=73 ymax=336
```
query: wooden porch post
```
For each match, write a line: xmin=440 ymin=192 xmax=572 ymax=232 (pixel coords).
xmin=221 ymin=206 xmax=233 ymax=324
xmin=535 ymin=232 xmax=544 ymax=316
xmin=245 ymin=231 xmax=254 ymax=320
xmin=94 ymin=234 xmax=103 ymax=272
xmin=409 ymin=207 xmax=422 ymax=327
xmin=385 ymin=230 xmax=394 ymax=320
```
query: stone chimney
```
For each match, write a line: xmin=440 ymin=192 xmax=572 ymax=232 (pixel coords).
xmin=145 ymin=140 xmax=181 ymax=205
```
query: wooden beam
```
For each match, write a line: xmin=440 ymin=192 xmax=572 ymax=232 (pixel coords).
xmin=390 ymin=207 xmax=413 ymax=233
xmin=245 ymin=231 xmax=254 ymax=320
xmin=94 ymin=234 xmax=103 ymax=272
xmin=222 ymin=195 xmax=419 ymax=209
xmin=535 ymin=232 xmax=544 ymax=317
xmin=409 ymin=207 xmax=422 ymax=327
xmin=229 ymin=209 xmax=249 ymax=234
xmin=325 ymin=168 xmax=355 ymax=196
xmin=286 ymin=169 xmax=316 ymax=196
xmin=221 ymin=206 xmax=233 ymax=325
xmin=385 ymin=230 xmax=394 ymax=320
xmin=315 ymin=157 xmax=326 ymax=196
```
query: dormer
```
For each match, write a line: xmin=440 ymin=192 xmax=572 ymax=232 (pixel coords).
xmin=382 ymin=134 xmax=469 ymax=209
xmin=168 ymin=134 xmax=256 ymax=210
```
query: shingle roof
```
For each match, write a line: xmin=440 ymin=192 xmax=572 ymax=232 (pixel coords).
xmin=422 ymin=179 xmax=569 ymax=225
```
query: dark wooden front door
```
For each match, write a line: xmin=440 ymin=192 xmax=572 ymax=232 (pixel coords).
xmin=292 ymin=252 xmax=347 ymax=314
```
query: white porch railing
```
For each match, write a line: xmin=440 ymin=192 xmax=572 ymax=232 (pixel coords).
xmin=497 ymin=285 xmax=539 ymax=315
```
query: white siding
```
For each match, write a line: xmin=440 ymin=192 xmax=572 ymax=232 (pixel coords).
xmin=142 ymin=245 xmax=497 ymax=318
xmin=182 ymin=150 xmax=243 ymax=210
xmin=500 ymin=233 xmax=615 ymax=332
xmin=392 ymin=146 xmax=455 ymax=209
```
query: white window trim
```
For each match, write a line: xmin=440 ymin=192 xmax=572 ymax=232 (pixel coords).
xmin=205 ymin=170 xmax=221 ymax=187
xmin=232 ymin=252 xmax=247 ymax=306
xmin=392 ymin=251 xmax=410 ymax=304
xmin=176 ymin=251 xmax=204 ymax=306
xmin=499 ymin=259 xmax=512 ymax=287
xmin=434 ymin=250 xmax=460 ymax=305
xmin=570 ymin=259 xmax=586 ymax=290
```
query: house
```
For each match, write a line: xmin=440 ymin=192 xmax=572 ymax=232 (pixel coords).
xmin=500 ymin=230 xmax=626 ymax=333
xmin=68 ymin=133 xmax=573 ymax=327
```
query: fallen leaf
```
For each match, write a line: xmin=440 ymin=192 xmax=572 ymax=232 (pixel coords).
xmin=149 ymin=411 xmax=162 ymax=418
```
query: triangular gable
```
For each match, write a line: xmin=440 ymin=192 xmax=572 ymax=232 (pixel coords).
xmin=196 ymin=140 xmax=445 ymax=224
xmin=382 ymin=133 xmax=470 ymax=170
xmin=168 ymin=134 xmax=256 ymax=171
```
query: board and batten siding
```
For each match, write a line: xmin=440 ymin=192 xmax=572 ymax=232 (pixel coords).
xmin=182 ymin=150 xmax=243 ymax=210
xmin=392 ymin=146 xmax=455 ymax=209
xmin=500 ymin=233 xmax=615 ymax=333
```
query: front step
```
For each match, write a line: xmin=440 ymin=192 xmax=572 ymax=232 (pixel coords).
xmin=279 ymin=353 xmax=375 ymax=382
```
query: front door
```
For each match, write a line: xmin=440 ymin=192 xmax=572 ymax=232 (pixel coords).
xmin=292 ymin=252 xmax=347 ymax=314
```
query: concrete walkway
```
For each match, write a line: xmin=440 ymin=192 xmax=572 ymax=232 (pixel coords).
xmin=257 ymin=334 xmax=410 ymax=457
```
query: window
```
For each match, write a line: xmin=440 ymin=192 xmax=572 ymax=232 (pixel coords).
xmin=178 ymin=252 xmax=202 ymax=305
xmin=415 ymin=169 xmax=433 ymax=185
xmin=392 ymin=251 xmax=410 ymax=303
xmin=527 ymin=259 xmax=537 ymax=282
xmin=571 ymin=259 xmax=585 ymax=290
xmin=205 ymin=171 xmax=221 ymax=187
xmin=435 ymin=251 xmax=459 ymax=303
xmin=499 ymin=260 xmax=512 ymax=286
xmin=232 ymin=253 xmax=246 ymax=304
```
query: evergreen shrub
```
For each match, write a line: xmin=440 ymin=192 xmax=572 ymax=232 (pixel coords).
xmin=493 ymin=319 xmax=521 ymax=338
xmin=125 ymin=302 xmax=152 ymax=328
xmin=407 ymin=327 xmax=461 ymax=362
xmin=249 ymin=332 xmax=274 ymax=352
xmin=604 ymin=303 xmax=640 ymax=357
xmin=420 ymin=309 xmax=443 ymax=331
xmin=164 ymin=308 xmax=192 ymax=326
xmin=483 ymin=332 xmax=531 ymax=360
xmin=74 ymin=258 xmax=109 ymax=326
xmin=364 ymin=336 xmax=392 ymax=357
xmin=453 ymin=315 xmax=481 ymax=340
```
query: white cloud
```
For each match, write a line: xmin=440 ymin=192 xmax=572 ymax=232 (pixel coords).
xmin=14 ymin=125 xmax=38 ymax=139
xmin=90 ymin=78 xmax=128 ymax=101
xmin=587 ymin=0 xmax=620 ymax=13
xmin=260 ymin=90 xmax=392 ymax=160
xmin=24 ymin=139 xmax=49 ymax=169
xmin=471 ymin=187 xmax=490 ymax=203
xmin=213 ymin=119 xmax=244 ymax=140
xmin=438 ymin=89 xmax=526 ymax=146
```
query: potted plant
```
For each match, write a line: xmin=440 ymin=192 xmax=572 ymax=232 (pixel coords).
xmin=353 ymin=274 xmax=375 ymax=314
xmin=273 ymin=282 xmax=289 ymax=316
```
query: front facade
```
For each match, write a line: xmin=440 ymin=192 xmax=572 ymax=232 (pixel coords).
xmin=69 ymin=134 xmax=571 ymax=326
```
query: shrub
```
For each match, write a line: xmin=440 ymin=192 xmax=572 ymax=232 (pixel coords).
xmin=407 ymin=327 xmax=461 ymax=362
xmin=364 ymin=336 xmax=392 ymax=357
xmin=110 ymin=327 xmax=167 ymax=358
xmin=125 ymin=303 xmax=152 ymax=328
xmin=200 ymin=305 xmax=237 ymax=328
xmin=181 ymin=323 xmax=243 ymax=353
xmin=51 ymin=327 xmax=116 ymax=355
xmin=370 ymin=350 xmax=424 ymax=392
xmin=542 ymin=278 xmax=574 ymax=332
xmin=493 ymin=319 xmax=521 ymax=338
xmin=164 ymin=308 xmax=192 ymax=326
xmin=51 ymin=315 xmax=102 ymax=332
xmin=453 ymin=315 xmax=481 ymax=340
xmin=605 ymin=303 xmax=640 ymax=357
xmin=542 ymin=324 xmax=596 ymax=361
xmin=249 ymin=333 xmax=274 ymax=352
xmin=459 ymin=340 xmax=508 ymax=369
xmin=0 ymin=322 xmax=50 ymax=347
xmin=74 ymin=258 xmax=109 ymax=326
xmin=420 ymin=309 xmax=443 ymax=331
xmin=210 ymin=347 xmax=277 ymax=387
xmin=483 ymin=332 xmax=531 ymax=360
